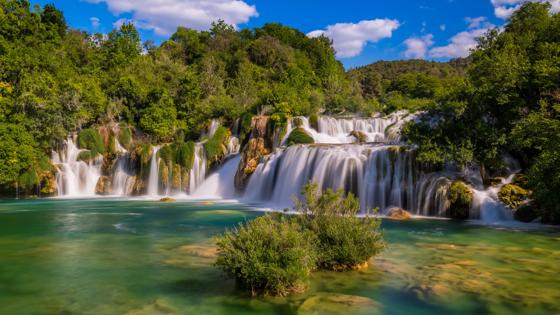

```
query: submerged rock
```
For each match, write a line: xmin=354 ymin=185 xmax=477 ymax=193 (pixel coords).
xmin=386 ymin=208 xmax=412 ymax=220
xmin=159 ymin=197 xmax=176 ymax=202
xmin=298 ymin=293 xmax=380 ymax=315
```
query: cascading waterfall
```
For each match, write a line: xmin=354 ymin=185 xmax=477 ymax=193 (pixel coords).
xmin=242 ymin=144 xmax=450 ymax=215
xmin=111 ymin=154 xmax=136 ymax=196
xmin=147 ymin=146 xmax=160 ymax=196
xmin=188 ymin=144 xmax=207 ymax=194
xmin=283 ymin=111 xmax=414 ymax=145
xmin=52 ymin=137 xmax=103 ymax=197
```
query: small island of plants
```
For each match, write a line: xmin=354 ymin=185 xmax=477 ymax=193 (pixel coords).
xmin=215 ymin=183 xmax=385 ymax=296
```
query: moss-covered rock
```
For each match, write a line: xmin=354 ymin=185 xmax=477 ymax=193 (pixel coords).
xmin=204 ymin=126 xmax=231 ymax=165
xmin=298 ymin=293 xmax=380 ymax=315
xmin=447 ymin=181 xmax=473 ymax=220
xmin=498 ymin=184 xmax=530 ymax=209
xmin=175 ymin=141 xmax=195 ymax=171
xmin=349 ymin=130 xmax=367 ymax=144
xmin=77 ymin=150 xmax=93 ymax=162
xmin=308 ymin=113 xmax=319 ymax=131
xmin=287 ymin=128 xmax=314 ymax=146
xmin=118 ymin=124 xmax=133 ymax=150
xmin=77 ymin=128 xmax=105 ymax=156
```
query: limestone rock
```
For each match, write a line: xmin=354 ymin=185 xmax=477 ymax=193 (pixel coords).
xmin=160 ymin=197 xmax=176 ymax=202
xmin=95 ymin=176 xmax=111 ymax=195
xmin=349 ymin=130 xmax=367 ymax=143
xmin=386 ymin=207 xmax=412 ymax=220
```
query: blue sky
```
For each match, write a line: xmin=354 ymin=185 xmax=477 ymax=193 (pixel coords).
xmin=32 ymin=0 xmax=559 ymax=68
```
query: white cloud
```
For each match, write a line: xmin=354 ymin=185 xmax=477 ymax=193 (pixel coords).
xmin=307 ymin=19 xmax=400 ymax=58
xmin=90 ymin=17 xmax=101 ymax=29
xmin=87 ymin=0 xmax=258 ymax=35
xmin=490 ymin=0 xmax=560 ymax=19
xmin=429 ymin=27 xmax=490 ymax=58
xmin=404 ymin=34 xmax=434 ymax=59
xmin=465 ymin=16 xmax=488 ymax=29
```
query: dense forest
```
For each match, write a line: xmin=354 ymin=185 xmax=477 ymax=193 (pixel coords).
xmin=0 ymin=1 xmax=558 ymax=222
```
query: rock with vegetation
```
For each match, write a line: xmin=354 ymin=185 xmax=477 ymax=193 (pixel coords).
xmin=349 ymin=130 xmax=367 ymax=144
xmin=215 ymin=214 xmax=317 ymax=296
xmin=287 ymin=128 xmax=314 ymax=146
xmin=160 ymin=197 xmax=176 ymax=202
xmin=514 ymin=205 xmax=539 ymax=223
xmin=308 ymin=113 xmax=319 ymax=131
xmin=235 ymin=116 xmax=273 ymax=191
xmin=204 ymin=126 xmax=231 ymax=167
xmin=95 ymin=176 xmax=111 ymax=195
xmin=446 ymin=181 xmax=473 ymax=220
xmin=498 ymin=184 xmax=530 ymax=209
xmin=386 ymin=207 xmax=412 ymax=220
xmin=77 ymin=128 xmax=106 ymax=157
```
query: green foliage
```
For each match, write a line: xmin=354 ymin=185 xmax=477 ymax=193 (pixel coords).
xmin=175 ymin=141 xmax=196 ymax=171
xmin=447 ymin=181 xmax=473 ymax=220
xmin=294 ymin=183 xmax=385 ymax=271
xmin=204 ymin=126 xmax=230 ymax=164
xmin=287 ymin=128 xmax=314 ymax=146
xmin=215 ymin=214 xmax=317 ymax=296
xmin=118 ymin=125 xmax=133 ymax=150
xmin=498 ymin=184 xmax=530 ymax=209
xmin=77 ymin=128 xmax=105 ymax=157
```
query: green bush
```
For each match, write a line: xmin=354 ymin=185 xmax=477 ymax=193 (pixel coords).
xmin=77 ymin=128 xmax=106 ymax=156
xmin=295 ymin=183 xmax=385 ymax=271
xmin=447 ymin=180 xmax=473 ymax=219
xmin=118 ymin=125 xmax=133 ymax=149
xmin=287 ymin=128 xmax=314 ymax=146
xmin=498 ymin=184 xmax=530 ymax=209
xmin=308 ymin=113 xmax=319 ymax=131
xmin=175 ymin=141 xmax=196 ymax=171
xmin=204 ymin=126 xmax=230 ymax=164
xmin=215 ymin=214 xmax=317 ymax=296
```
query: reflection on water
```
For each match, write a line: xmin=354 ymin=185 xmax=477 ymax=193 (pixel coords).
xmin=0 ymin=199 xmax=559 ymax=315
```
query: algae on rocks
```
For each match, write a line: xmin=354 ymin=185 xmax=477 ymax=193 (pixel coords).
xmin=447 ymin=181 xmax=473 ymax=219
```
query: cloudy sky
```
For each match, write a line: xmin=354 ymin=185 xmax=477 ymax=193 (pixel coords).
xmin=32 ymin=0 xmax=559 ymax=68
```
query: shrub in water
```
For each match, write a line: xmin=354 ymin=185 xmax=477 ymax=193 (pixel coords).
xmin=295 ymin=183 xmax=385 ymax=271
xmin=204 ymin=126 xmax=230 ymax=164
xmin=215 ymin=214 xmax=317 ymax=296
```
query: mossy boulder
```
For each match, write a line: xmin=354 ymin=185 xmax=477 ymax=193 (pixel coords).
xmin=498 ymin=184 xmax=530 ymax=209
xmin=118 ymin=125 xmax=133 ymax=150
xmin=349 ymin=130 xmax=367 ymax=144
xmin=308 ymin=113 xmax=319 ymax=131
xmin=298 ymin=293 xmax=380 ymax=315
xmin=160 ymin=197 xmax=176 ymax=202
xmin=386 ymin=207 xmax=411 ymax=220
xmin=287 ymin=128 xmax=314 ymax=146
xmin=447 ymin=181 xmax=473 ymax=220
xmin=77 ymin=150 xmax=93 ymax=162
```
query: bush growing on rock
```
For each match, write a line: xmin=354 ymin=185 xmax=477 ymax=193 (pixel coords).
xmin=295 ymin=183 xmax=385 ymax=271
xmin=204 ymin=126 xmax=230 ymax=164
xmin=287 ymin=128 xmax=314 ymax=146
xmin=447 ymin=180 xmax=473 ymax=219
xmin=78 ymin=128 xmax=106 ymax=157
xmin=498 ymin=184 xmax=530 ymax=209
xmin=215 ymin=214 xmax=317 ymax=296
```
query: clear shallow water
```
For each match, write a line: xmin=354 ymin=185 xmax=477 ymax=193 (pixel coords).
xmin=0 ymin=199 xmax=559 ymax=315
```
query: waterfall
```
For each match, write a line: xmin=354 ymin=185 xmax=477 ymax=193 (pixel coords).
xmin=207 ymin=119 xmax=220 ymax=138
xmin=243 ymin=144 xmax=450 ymax=215
xmin=470 ymin=175 xmax=515 ymax=223
xmin=188 ymin=144 xmax=207 ymax=194
xmin=52 ymin=137 xmax=103 ymax=197
xmin=282 ymin=112 xmax=414 ymax=145
xmin=111 ymin=154 xmax=135 ymax=196
xmin=147 ymin=146 xmax=160 ymax=196
xmin=192 ymin=155 xmax=240 ymax=199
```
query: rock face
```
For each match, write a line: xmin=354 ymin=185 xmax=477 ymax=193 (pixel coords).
xmin=446 ymin=180 xmax=473 ymax=219
xmin=386 ymin=207 xmax=412 ymax=220
xmin=234 ymin=116 xmax=273 ymax=192
xmin=95 ymin=176 xmax=111 ymax=195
